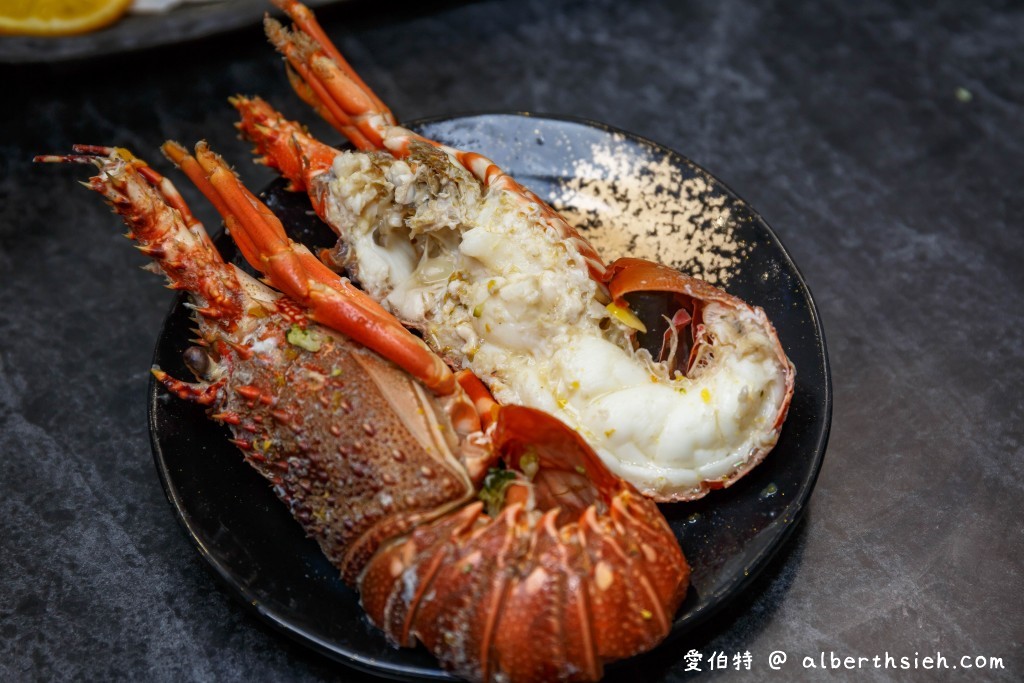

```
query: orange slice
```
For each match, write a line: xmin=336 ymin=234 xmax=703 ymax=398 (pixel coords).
xmin=0 ymin=0 xmax=134 ymax=37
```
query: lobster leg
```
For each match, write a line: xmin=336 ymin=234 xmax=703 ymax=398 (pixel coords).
xmin=36 ymin=146 xmax=245 ymax=328
xmin=265 ymin=7 xmax=396 ymax=151
xmin=162 ymin=140 xmax=458 ymax=397
xmin=232 ymin=94 xmax=339 ymax=197
xmin=454 ymin=370 xmax=499 ymax=431
xmin=34 ymin=146 xmax=255 ymax=408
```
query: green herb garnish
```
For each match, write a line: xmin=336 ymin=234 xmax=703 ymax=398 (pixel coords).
xmin=478 ymin=467 xmax=517 ymax=516
xmin=286 ymin=324 xmax=322 ymax=352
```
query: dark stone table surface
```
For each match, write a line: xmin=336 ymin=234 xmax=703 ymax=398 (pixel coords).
xmin=1 ymin=0 xmax=1020 ymax=680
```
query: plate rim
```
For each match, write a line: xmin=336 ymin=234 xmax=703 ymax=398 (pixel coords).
xmin=148 ymin=111 xmax=832 ymax=679
xmin=0 ymin=0 xmax=344 ymax=65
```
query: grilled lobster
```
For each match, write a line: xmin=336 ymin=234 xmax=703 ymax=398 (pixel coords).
xmin=39 ymin=144 xmax=689 ymax=682
xmin=226 ymin=0 xmax=796 ymax=501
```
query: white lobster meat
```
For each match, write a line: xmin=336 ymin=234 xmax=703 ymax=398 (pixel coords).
xmin=231 ymin=0 xmax=795 ymax=501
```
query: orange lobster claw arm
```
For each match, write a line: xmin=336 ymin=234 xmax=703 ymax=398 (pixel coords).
xmin=454 ymin=370 xmax=501 ymax=431
xmin=162 ymin=140 xmax=456 ymax=396
xmin=266 ymin=0 xmax=399 ymax=151
xmin=272 ymin=0 xmax=390 ymax=115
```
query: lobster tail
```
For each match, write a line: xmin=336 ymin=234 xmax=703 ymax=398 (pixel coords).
xmin=358 ymin=406 xmax=689 ymax=682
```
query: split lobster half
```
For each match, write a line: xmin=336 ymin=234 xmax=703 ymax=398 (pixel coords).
xmin=39 ymin=144 xmax=689 ymax=682
xmin=231 ymin=0 xmax=796 ymax=502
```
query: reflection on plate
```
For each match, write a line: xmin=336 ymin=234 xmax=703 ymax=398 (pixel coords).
xmin=149 ymin=114 xmax=831 ymax=679
xmin=0 ymin=0 xmax=339 ymax=64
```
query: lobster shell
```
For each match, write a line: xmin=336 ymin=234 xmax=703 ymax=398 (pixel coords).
xmin=49 ymin=145 xmax=691 ymax=683
xmin=360 ymin=406 xmax=690 ymax=681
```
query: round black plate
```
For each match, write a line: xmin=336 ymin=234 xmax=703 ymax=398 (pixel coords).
xmin=150 ymin=114 xmax=831 ymax=679
xmin=0 ymin=0 xmax=344 ymax=65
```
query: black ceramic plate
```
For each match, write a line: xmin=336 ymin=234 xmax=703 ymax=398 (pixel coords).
xmin=0 ymin=0 xmax=341 ymax=64
xmin=150 ymin=114 xmax=831 ymax=679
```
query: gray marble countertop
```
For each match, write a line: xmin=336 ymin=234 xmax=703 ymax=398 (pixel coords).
xmin=1 ymin=0 xmax=1021 ymax=680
